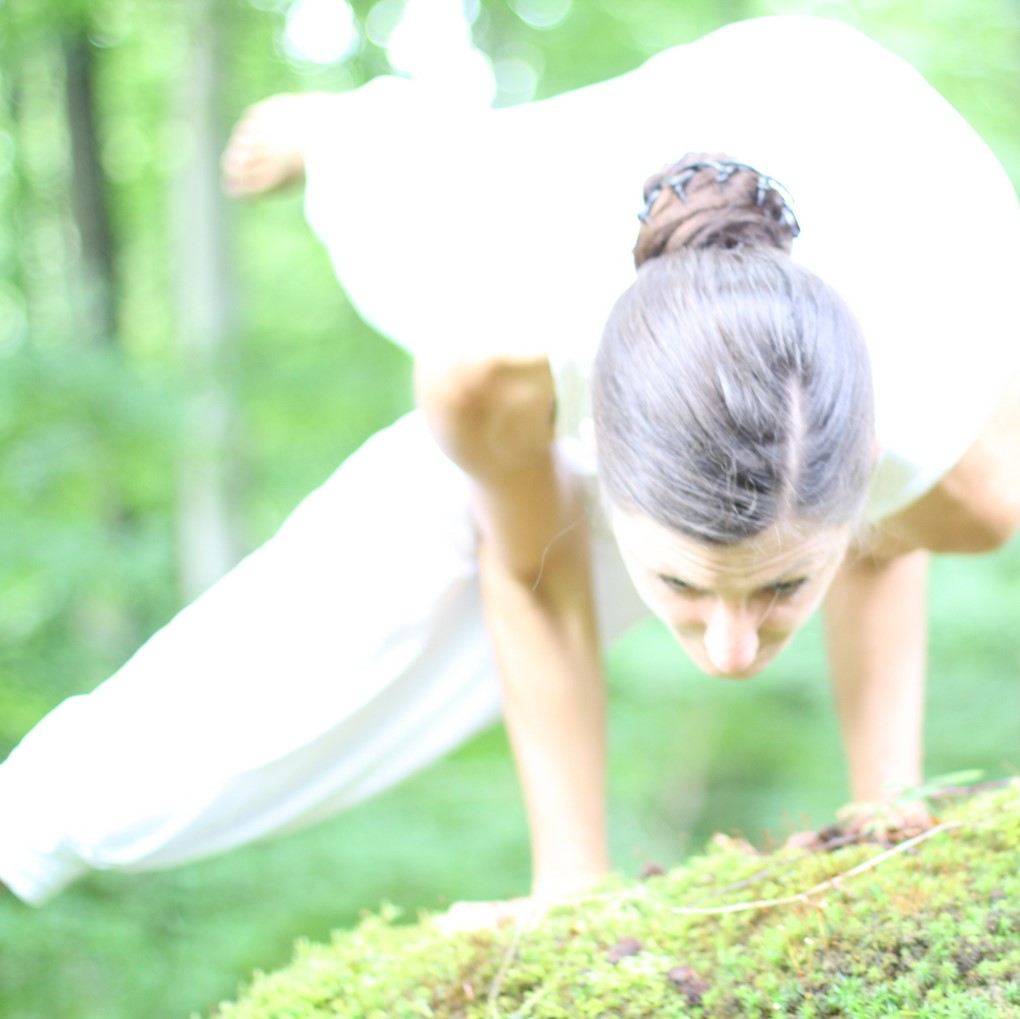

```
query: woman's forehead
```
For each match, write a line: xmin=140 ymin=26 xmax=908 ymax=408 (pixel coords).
xmin=611 ymin=509 xmax=849 ymax=583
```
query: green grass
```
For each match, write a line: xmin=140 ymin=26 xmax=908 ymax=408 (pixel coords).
xmin=1 ymin=539 xmax=1017 ymax=1019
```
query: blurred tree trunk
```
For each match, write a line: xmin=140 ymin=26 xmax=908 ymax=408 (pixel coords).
xmin=63 ymin=27 xmax=141 ymax=656
xmin=63 ymin=32 xmax=117 ymax=345
xmin=172 ymin=0 xmax=241 ymax=600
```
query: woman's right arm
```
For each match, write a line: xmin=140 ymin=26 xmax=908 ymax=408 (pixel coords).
xmin=416 ymin=353 xmax=611 ymax=905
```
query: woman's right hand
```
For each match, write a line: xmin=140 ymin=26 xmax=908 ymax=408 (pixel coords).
xmin=433 ymin=896 xmax=546 ymax=935
xmin=434 ymin=871 xmax=604 ymax=935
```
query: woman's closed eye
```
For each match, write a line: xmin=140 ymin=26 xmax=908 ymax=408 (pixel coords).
xmin=658 ymin=575 xmax=808 ymax=598
xmin=658 ymin=574 xmax=700 ymax=594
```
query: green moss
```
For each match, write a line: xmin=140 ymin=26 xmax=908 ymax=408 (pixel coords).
xmin=206 ymin=784 xmax=1020 ymax=1018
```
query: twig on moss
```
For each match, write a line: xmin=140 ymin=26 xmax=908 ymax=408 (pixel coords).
xmin=671 ymin=820 xmax=965 ymax=918
xmin=682 ymin=831 xmax=863 ymax=907
xmin=487 ymin=913 xmax=530 ymax=1019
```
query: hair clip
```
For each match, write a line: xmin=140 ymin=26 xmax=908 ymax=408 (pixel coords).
xmin=637 ymin=158 xmax=801 ymax=238
xmin=638 ymin=184 xmax=663 ymax=223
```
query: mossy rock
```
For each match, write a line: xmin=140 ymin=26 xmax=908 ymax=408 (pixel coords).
xmin=207 ymin=783 xmax=1020 ymax=1018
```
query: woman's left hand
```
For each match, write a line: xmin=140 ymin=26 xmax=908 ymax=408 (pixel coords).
xmin=785 ymin=797 xmax=935 ymax=852
xmin=835 ymin=797 xmax=936 ymax=842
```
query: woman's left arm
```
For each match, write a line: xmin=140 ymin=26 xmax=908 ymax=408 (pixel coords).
xmin=827 ymin=387 xmax=1020 ymax=819
xmin=823 ymin=548 xmax=929 ymax=807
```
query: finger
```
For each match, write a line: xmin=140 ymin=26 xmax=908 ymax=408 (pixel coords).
xmin=784 ymin=830 xmax=825 ymax=851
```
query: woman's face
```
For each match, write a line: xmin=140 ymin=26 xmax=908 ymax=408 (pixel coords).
xmin=611 ymin=509 xmax=851 ymax=679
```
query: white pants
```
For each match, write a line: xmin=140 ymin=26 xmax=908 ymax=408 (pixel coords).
xmin=0 ymin=412 xmax=646 ymax=904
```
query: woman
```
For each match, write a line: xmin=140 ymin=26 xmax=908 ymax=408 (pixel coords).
xmin=1 ymin=16 xmax=1017 ymax=918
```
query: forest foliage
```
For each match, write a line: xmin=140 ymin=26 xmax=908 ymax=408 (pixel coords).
xmin=0 ymin=1 xmax=1018 ymax=1018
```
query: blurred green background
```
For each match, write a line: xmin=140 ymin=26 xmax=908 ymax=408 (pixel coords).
xmin=0 ymin=0 xmax=1017 ymax=1016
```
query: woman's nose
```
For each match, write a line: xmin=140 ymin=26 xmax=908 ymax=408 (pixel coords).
xmin=703 ymin=603 xmax=760 ymax=674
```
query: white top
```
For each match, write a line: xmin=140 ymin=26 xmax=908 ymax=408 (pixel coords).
xmin=303 ymin=15 xmax=1020 ymax=520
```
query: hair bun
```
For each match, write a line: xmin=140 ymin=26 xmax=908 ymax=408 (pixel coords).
xmin=634 ymin=153 xmax=800 ymax=267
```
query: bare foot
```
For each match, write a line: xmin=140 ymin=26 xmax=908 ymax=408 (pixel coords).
xmin=221 ymin=93 xmax=336 ymax=198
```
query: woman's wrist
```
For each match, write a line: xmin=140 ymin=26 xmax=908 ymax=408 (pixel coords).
xmin=531 ymin=865 xmax=609 ymax=902
xmin=530 ymin=839 xmax=611 ymax=900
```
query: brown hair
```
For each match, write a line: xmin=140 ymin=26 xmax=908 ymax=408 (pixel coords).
xmin=592 ymin=154 xmax=874 ymax=544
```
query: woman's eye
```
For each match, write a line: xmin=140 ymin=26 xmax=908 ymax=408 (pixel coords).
xmin=659 ymin=574 xmax=696 ymax=593
xmin=769 ymin=579 xmax=807 ymax=598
